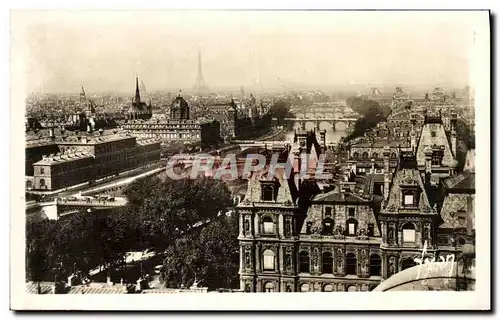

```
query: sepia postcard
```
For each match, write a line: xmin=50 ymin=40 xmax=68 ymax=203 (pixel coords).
xmin=10 ymin=9 xmax=490 ymax=311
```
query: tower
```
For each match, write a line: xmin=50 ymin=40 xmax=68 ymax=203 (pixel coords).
xmin=80 ymin=86 xmax=86 ymax=103
xmin=194 ymin=50 xmax=210 ymax=94
xmin=135 ymin=76 xmax=141 ymax=104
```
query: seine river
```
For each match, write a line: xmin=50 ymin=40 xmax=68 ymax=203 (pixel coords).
xmin=285 ymin=129 xmax=347 ymax=144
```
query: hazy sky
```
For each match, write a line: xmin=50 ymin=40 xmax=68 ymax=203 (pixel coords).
xmin=16 ymin=11 xmax=481 ymax=93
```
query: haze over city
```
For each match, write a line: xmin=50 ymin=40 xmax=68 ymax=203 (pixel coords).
xmin=21 ymin=10 xmax=475 ymax=94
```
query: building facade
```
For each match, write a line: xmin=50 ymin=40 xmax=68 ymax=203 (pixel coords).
xmin=123 ymin=94 xmax=221 ymax=148
xmin=31 ymin=133 xmax=161 ymax=191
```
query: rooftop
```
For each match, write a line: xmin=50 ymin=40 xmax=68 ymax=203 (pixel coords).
xmin=34 ymin=152 xmax=94 ymax=166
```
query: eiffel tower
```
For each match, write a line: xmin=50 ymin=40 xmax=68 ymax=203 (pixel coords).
xmin=193 ymin=50 xmax=210 ymax=94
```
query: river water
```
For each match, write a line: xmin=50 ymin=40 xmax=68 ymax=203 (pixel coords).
xmin=285 ymin=129 xmax=347 ymax=144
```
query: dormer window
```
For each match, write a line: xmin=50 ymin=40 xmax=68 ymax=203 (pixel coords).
xmin=404 ymin=194 xmax=414 ymax=206
xmin=346 ymin=218 xmax=358 ymax=236
xmin=305 ymin=222 xmax=312 ymax=234
xmin=348 ymin=208 xmax=355 ymax=218
xmin=325 ymin=207 xmax=332 ymax=216
xmin=430 ymin=131 xmax=436 ymax=137
xmin=401 ymin=189 xmax=419 ymax=208
xmin=261 ymin=184 xmax=275 ymax=201
xmin=323 ymin=217 xmax=334 ymax=235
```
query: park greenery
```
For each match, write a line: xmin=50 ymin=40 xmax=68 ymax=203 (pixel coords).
xmin=26 ymin=176 xmax=239 ymax=290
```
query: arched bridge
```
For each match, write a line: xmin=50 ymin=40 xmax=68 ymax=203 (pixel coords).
xmin=285 ymin=117 xmax=358 ymax=132
xmin=234 ymin=140 xmax=290 ymax=152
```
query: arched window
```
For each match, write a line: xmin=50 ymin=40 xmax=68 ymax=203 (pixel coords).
xmin=26 ymin=181 xmax=32 ymax=189
xmin=323 ymin=284 xmax=334 ymax=292
xmin=322 ymin=252 xmax=333 ymax=274
xmin=39 ymin=179 xmax=46 ymax=189
xmin=346 ymin=218 xmax=358 ymax=236
xmin=402 ymin=222 xmax=416 ymax=243
xmin=299 ymin=251 xmax=310 ymax=273
xmin=300 ymin=283 xmax=309 ymax=292
xmin=352 ymin=152 xmax=359 ymax=159
xmin=347 ymin=285 xmax=357 ymax=292
xmin=263 ymin=249 xmax=275 ymax=271
xmin=40 ymin=168 xmax=45 ymax=175
xmin=262 ymin=216 xmax=275 ymax=234
xmin=323 ymin=217 xmax=334 ymax=235
xmin=261 ymin=185 xmax=275 ymax=201
xmin=390 ymin=152 xmax=397 ymax=159
xmin=345 ymin=253 xmax=357 ymax=275
xmin=264 ymin=281 xmax=274 ymax=292
xmin=401 ymin=258 xmax=416 ymax=271
xmin=370 ymin=254 xmax=382 ymax=276
xmin=372 ymin=152 xmax=378 ymax=159
xmin=458 ymin=238 xmax=466 ymax=246
xmin=362 ymin=152 xmax=369 ymax=159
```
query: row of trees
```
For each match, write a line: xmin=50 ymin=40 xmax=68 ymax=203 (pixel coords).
xmin=26 ymin=176 xmax=240 ymax=290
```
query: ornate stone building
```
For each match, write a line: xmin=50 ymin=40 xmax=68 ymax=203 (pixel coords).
xmin=237 ymin=167 xmax=301 ymax=293
xmin=378 ymin=151 xmax=440 ymax=278
xmin=123 ymin=93 xmax=221 ymax=148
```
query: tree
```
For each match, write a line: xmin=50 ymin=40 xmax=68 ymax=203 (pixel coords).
xmin=269 ymin=99 xmax=291 ymax=125
xmin=160 ymin=214 xmax=239 ymax=290
xmin=124 ymin=176 xmax=233 ymax=250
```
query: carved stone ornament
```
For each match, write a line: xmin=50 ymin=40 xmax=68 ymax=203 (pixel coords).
xmin=244 ymin=218 xmax=250 ymax=234
xmin=388 ymin=257 xmax=396 ymax=276
xmin=335 ymin=225 xmax=344 ymax=236
xmin=311 ymin=226 xmax=322 ymax=236
xmin=286 ymin=254 xmax=292 ymax=271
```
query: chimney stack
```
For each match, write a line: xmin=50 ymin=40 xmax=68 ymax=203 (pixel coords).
xmin=450 ymin=113 xmax=458 ymax=158
xmin=382 ymin=146 xmax=391 ymax=201
xmin=466 ymin=196 xmax=473 ymax=236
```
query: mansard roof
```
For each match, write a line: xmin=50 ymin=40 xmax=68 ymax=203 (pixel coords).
xmin=416 ymin=119 xmax=454 ymax=167
xmin=312 ymin=188 xmax=370 ymax=204
xmin=237 ymin=167 xmax=298 ymax=209
xmin=382 ymin=152 xmax=436 ymax=215
xmin=443 ymin=171 xmax=475 ymax=193
xmin=439 ymin=193 xmax=475 ymax=230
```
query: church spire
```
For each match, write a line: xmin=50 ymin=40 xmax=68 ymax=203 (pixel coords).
xmin=135 ymin=76 xmax=141 ymax=103
xmin=80 ymin=86 xmax=86 ymax=102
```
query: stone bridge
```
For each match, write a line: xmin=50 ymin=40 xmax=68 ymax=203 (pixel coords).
xmin=234 ymin=140 xmax=290 ymax=152
xmin=285 ymin=117 xmax=358 ymax=132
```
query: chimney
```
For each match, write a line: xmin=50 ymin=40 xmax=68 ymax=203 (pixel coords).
xmin=320 ymin=130 xmax=326 ymax=149
xmin=424 ymin=145 xmax=433 ymax=174
xmin=450 ymin=114 xmax=457 ymax=158
xmin=466 ymin=196 xmax=473 ymax=235
xmin=382 ymin=146 xmax=391 ymax=201
xmin=383 ymin=174 xmax=390 ymax=201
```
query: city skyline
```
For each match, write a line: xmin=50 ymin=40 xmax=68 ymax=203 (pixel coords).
xmin=18 ymin=11 xmax=476 ymax=94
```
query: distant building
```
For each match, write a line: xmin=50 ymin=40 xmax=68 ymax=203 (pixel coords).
xmin=127 ymin=77 xmax=152 ymax=121
xmin=123 ymin=92 xmax=221 ymax=148
xmin=30 ymin=133 xmax=160 ymax=191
